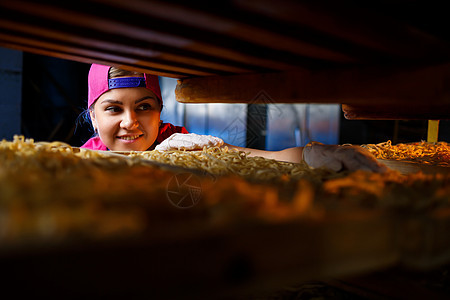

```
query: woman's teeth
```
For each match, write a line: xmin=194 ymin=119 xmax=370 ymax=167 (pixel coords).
xmin=118 ymin=135 xmax=140 ymax=140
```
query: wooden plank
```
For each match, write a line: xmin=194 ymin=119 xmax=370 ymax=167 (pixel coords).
xmin=97 ymin=0 xmax=450 ymax=65
xmin=0 ymin=16 xmax=257 ymax=75
xmin=0 ymin=0 xmax=297 ymax=71
xmin=92 ymin=0 xmax=356 ymax=63
xmin=0 ymin=211 xmax=400 ymax=298
xmin=0 ymin=30 xmax=219 ymax=77
xmin=235 ymin=0 xmax=450 ymax=62
xmin=0 ymin=34 xmax=191 ymax=78
xmin=175 ymin=64 xmax=450 ymax=108
xmin=2 ymin=0 xmax=449 ymax=78
xmin=0 ymin=38 xmax=194 ymax=79
xmin=2 ymin=0 xmax=450 ymax=76
xmin=342 ymin=105 xmax=450 ymax=120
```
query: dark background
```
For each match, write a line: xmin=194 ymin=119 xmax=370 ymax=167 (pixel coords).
xmin=21 ymin=52 xmax=91 ymax=146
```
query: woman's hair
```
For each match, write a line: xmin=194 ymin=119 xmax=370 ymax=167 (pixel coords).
xmin=109 ymin=67 xmax=143 ymax=79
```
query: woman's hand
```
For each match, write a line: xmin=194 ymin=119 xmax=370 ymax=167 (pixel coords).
xmin=302 ymin=142 xmax=388 ymax=173
xmin=155 ymin=133 xmax=224 ymax=151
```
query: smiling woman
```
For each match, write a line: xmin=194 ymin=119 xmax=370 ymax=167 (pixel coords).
xmin=81 ymin=64 xmax=188 ymax=151
xmin=91 ymin=86 xmax=162 ymax=151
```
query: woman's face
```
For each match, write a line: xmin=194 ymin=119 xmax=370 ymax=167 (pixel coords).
xmin=90 ymin=85 xmax=161 ymax=151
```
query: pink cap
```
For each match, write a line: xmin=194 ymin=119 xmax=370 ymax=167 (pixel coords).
xmin=88 ymin=64 xmax=162 ymax=108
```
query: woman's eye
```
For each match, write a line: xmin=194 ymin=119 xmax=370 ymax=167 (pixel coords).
xmin=105 ymin=106 xmax=122 ymax=113
xmin=137 ymin=103 xmax=152 ymax=111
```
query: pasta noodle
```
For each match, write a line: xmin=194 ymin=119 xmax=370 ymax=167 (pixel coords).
xmin=128 ymin=147 xmax=333 ymax=183
xmin=362 ymin=140 xmax=450 ymax=166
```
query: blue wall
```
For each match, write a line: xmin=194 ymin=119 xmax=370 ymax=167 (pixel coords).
xmin=0 ymin=48 xmax=22 ymax=140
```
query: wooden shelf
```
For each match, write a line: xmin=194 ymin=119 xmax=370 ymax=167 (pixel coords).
xmin=0 ymin=209 xmax=449 ymax=298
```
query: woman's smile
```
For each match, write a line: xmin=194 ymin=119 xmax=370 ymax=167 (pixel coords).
xmin=116 ymin=134 xmax=144 ymax=142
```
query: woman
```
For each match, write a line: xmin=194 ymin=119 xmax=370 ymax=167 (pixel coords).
xmin=82 ymin=64 xmax=387 ymax=173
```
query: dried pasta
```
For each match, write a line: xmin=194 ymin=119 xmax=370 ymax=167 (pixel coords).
xmin=128 ymin=147 xmax=333 ymax=183
xmin=362 ymin=140 xmax=450 ymax=166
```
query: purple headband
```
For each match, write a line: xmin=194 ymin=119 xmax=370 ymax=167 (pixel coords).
xmin=108 ymin=77 xmax=146 ymax=89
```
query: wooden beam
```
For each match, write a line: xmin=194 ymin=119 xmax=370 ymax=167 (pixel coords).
xmin=342 ymin=105 xmax=450 ymax=120
xmin=0 ymin=33 xmax=191 ymax=78
xmin=92 ymin=0 xmax=356 ymax=63
xmin=0 ymin=31 xmax=224 ymax=77
xmin=0 ymin=39 xmax=186 ymax=79
xmin=235 ymin=0 xmax=450 ymax=61
xmin=0 ymin=15 xmax=259 ymax=76
xmin=175 ymin=64 xmax=450 ymax=109
xmin=0 ymin=0 xmax=297 ymax=71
